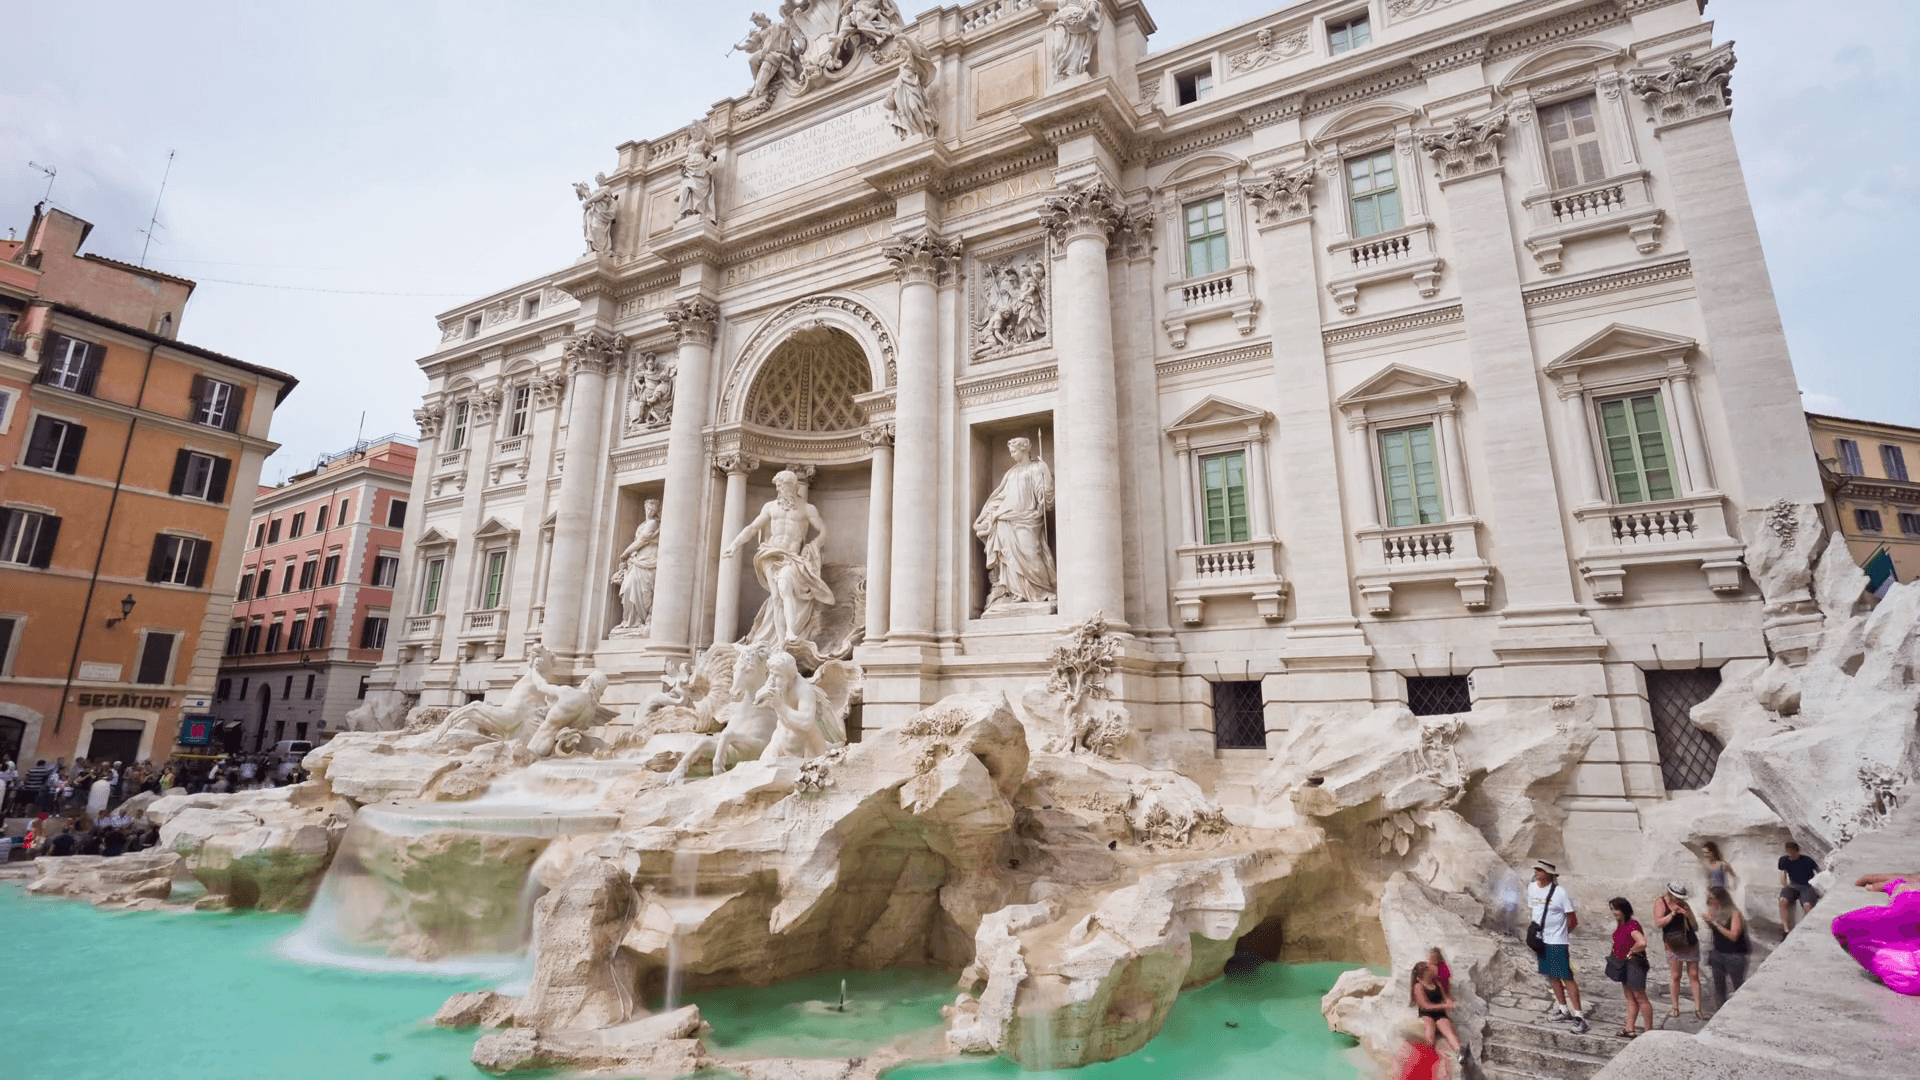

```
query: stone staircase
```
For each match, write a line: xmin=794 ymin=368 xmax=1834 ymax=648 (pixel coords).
xmin=1478 ymin=1017 xmax=1623 ymax=1080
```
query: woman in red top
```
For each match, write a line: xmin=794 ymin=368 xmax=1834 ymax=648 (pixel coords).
xmin=1609 ymin=896 xmax=1653 ymax=1037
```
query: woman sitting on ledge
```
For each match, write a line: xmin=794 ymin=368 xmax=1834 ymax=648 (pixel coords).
xmin=1831 ymin=874 xmax=1920 ymax=996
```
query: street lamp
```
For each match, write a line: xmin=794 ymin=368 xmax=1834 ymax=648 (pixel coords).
xmin=105 ymin=594 xmax=137 ymax=628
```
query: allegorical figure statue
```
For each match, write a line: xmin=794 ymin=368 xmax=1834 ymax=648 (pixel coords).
xmin=976 ymin=260 xmax=1048 ymax=354
xmin=678 ymin=125 xmax=718 ymax=221
xmin=727 ymin=469 xmax=835 ymax=647
xmin=885 ymin=53 xmax=936 ymax=139
xmin=526 ymin=670 xmax=609 ymax=758
xmin=574 ymin=173 xmax=618 ymax=254
xmin=974 ymin=436 xmax=1057 ymax=612
xmin=1043 ymin=0 xmax=1102 ymax=80
xmin=742 ymin=7 xmax=808 ymax=103
xmin=758 ymin=651 xmax=858 ymax=764
xmin=414 ymin=644 xmax=560 ymax=747
xmin=822 ymin=0 xmax=903 ymax=71
xmin=631 ymin=352 xmax=676 ymax=429
xmin=613 ymin=499 xmax=661 ymax=631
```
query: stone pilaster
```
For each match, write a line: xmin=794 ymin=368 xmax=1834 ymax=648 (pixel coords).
xmin=861 ymin=425 xmax=895 ymax=643
xmin=709 ymin=452 xmax=759 ymax=645
xmin=881 ymin=230 xmax=960 ymax=643
xmin=648 ymin=298 xmax=720 ymax=655
xmin=1038 ymin=179 xmax=1131 ymax=626
xmin=539 ymin=330 xmax=624 ymax=656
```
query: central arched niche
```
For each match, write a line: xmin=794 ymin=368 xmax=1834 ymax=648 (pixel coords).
xmin=743 ymin=326 xmax=872 ymax=433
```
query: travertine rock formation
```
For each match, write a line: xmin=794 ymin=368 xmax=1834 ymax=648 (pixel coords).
xmin=150 ymin=786 xmax=350 ymax=910
xmin=26 ymin=850 xmax=180 ymax=907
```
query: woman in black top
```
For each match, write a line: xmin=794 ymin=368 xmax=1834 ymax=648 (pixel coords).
xmin=1705 ymin=886 xmax=1751 ymax=1009
xmin=1411 ymin=960 xmax=1464 ymax=1065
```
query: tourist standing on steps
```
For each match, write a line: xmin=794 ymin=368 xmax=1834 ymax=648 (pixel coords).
xmin=1778 ymin=841 xmax=1821 ymax=931
xmin=1655 ymin=883 xmax=1708 ymax=1020
xmin=1410 ymin=960 xmax=1464 ymax=1066
xmin=1704 ymin=885 xmax=1750 ymax=1008
xmin=1607 ymin=898 xmax=1653 ymax=1037
xmin=1528 ymin=860 xmax=1589 ymax=1032
xmin=1700 ymin=841 xmax=1735 ymax=895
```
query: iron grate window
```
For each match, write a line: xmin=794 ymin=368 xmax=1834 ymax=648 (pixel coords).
xmin=1211 ymin=681 xmax=1267 ymax=749
xmin=1407 ymin=675 xmax=1472 ymax=717
xmin=1646 ymin=668 xmax=1724 ymax=791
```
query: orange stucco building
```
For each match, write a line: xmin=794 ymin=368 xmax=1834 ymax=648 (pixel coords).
xmin=0 ymin=203 xmax=296 ymax=768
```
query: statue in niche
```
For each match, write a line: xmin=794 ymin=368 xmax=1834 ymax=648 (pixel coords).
xmin=612 ymin=499 xmax=661 ymax=633
xmin=821 ymin=0 xmax=904 ymax=73
xmin=1042 ymin=0 xmax=1102 ymax=79
xmin=975 ymin=436 xmax=1058 ymax=613
xmin=727 ymin=469 xmax=836 ymax=647
xmin=759 ymin=651 xmax=859 ymax=763
xmin=574 ymin=173 xmax=618 ymax=254
xmin=740 ymin=5 xmax=809 ymax=106
xmin=677 ymin=123 xmax=718 ymax=222
xmin=884 ymin=42 xmax=937 ymax=140
xmin=630 ymin=352 xmax=676 ymax=430
xmin=975 ymin=256 xmax=1049 ymax=356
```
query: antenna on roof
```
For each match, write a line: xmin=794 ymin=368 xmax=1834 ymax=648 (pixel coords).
xmin=26 ymin=161 xmax=56 ymax=204
xmin=139 ymin=150 xmax=176 ymax=267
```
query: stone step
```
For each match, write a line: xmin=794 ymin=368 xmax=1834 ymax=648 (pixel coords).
xmin=1480 ymin=1036 xmax=1614 ymax=1079
xmin=1484 ymin=1017 xmax=1623 ymax=1058
xmin=1478 ymin=1016 xmax=1623 ymax=1080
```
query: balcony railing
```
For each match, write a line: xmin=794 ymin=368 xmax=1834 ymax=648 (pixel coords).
xmin=1522 ymin=171 xmax=1663 ymax=273
xmin=960 ymin=0 xmax=1032 ymax=33
xmin=1355 ymin=518 xmax=1491 ymax=615
xmin=401 ymin=612 xmax=443 ymax=642
xmin=1172 ymin=537 xmax=1288 ymax=624
xmin=1573 ymin=493 xmax=1744 ymax=599
xmin=1162 ymin=265 xmax=1259 ymax=348
xmin=1326 ymin=223 xmax=1443 ymax=316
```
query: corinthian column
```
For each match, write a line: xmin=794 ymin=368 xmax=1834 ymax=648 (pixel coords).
xmin=710 ymin=451 xmax=759 ymax=644
xmin=881 ymin=231 xmax=960 ymax=643
xmin=647 ymin=298 xmax=720 ymax=655
xmin=541 ymin=331 xmax=624 ymax=655
xmin=1039 ymin=179 xmax=1131 ymax=624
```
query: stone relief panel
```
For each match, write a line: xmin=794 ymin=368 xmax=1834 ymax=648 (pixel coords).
xmin=970 ymin=247 xmax=1051 ymax=361
xmin=626 ymin=352 xmax=676 ymax=435
xmin=1226 ymin=26 xmax=1310 ymax=78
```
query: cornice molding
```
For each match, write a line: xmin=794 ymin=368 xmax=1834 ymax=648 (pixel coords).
xmin=1322 ymin=304 xmax=1465 ymax=347
xmin=1522 ymin=257 xmax=1692 ymax=307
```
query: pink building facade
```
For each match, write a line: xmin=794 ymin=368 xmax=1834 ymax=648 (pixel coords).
xmin=211 ymin=436 xmax=416 ymax=748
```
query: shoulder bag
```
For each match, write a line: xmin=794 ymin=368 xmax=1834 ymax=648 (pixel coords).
xmin=1526 ymin=882 xmax=1557 ymax=956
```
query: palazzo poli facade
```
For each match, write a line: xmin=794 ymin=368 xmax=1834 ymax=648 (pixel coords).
xmin=368 ymin=0 xmax=1822 ymax=870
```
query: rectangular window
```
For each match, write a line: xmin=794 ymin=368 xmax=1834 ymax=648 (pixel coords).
xmin=244 ymin=623 xmax=262 ymax=654
xmin=422 ymin=557 xmax=446 ymax=614
xmin=1900 ymin=511 xmax=1920 ymax=536
xmin=224 ymin=625 xmax=243 ymax=656
xmin=1646 ymin=667 xmax=1725 ymax=791
xmin=287 ymin=618 xmax=307 ymax=652
xmin=1881 ymin=444 xmax=1910 ymax=482
xmin=524 ymin=295 xmax=541 ymax=320
xmin=321 ymin=553 xmax=341 ymax=586
xmin=386 ymin=499 xmax=408 ymax=528
xmin=1835 ymin=438 xmax=1864 ymax=476
xmin=169 ymin=450 xmax=229 ymax=503
xmin=24 ymin=415 xmax=87 ymax=474
xmin=465 ymin=315 xmax=482 ymax=339
xmin=1328 ymin=14 xmax=1370 ymax=55
xmin=1538 ymin=96 xmax=1607 ymax=189
xmin=1598 ymin=392 xmax=1676 ymax=504
xmin=1175 ymin=66 xmax=1213 ymax=106
xmin=237 ymin=570 xmax=254 ymax=598
xmin=357 ymin=675 xmax=371 ymax=700
xmin=268 ymin=519 xmax=283 ymax=544
xmin=507 ymin=385 xmax=532 ymax=437
xmin=147 ymin=534 xmax=210 ymax=587
xmin=448 ymin=402 xmax=469 ymax=450
xmin=359 ymin=616 xmax=389 ymax=650
xmin=290 ymin=512 xmax=306 ymax=539
xmin=255 ymin=523 xmax=267 ymax=548
xmin=0 ymin=508 xmax=59 ymax=568
xmin=315 ymin=505 xmax=329 ymax=532
xmin=1347 ymin=151 xmax=1403 ymax=238
xmin=482 ymin=550 xmax=508 ymax=609
xmin=1210 ymin=680 xmax=1266 ymax=749
xmin=282 ymin=675 xmax=292 ymax=699
xmin=298 ymin=559 xmax=318 ymax=590
xmin=1378 ymin=425 xmax=1445 ymax=527
xmin=1856 ymin=508 xmax=1884 ymax=532
xmin=217 ymin=677 xmax=232 ymax=701
xmin=0 ymin=615 xmax=13 ymax=675
xmin=308 ymin=614 xmax=329 ymax=651
xmin=135 ymin=632 xmax=176 ymax=685
xmin=1183 ymin=196 xmax=1229 ymax=278
xmin=1407 ymin=675 xmax=1473 ymax=717
xmin=1198 ymin=451 xmax=1250 ymax=545
xmin=190 ymin=375 xmax=243 ymax=432
xmin=372 ymin=555 xmax=399 ymax=587
xmin=38 ymin=334 xmax=100 ymax=394
xmin=339 ymin=497 xmax=351 ymax=523
xmin=280 ymin=563 xmax=297 ymax=593
xmin=238 ymin=677 xmax=249 ymax=698
xmin=304 ymin=673 xmax=316 ymax=699
xmin=255 ymin=568 xmax=272 ymax=599
xmin=264 ymin=621 xmax=283 ymax=653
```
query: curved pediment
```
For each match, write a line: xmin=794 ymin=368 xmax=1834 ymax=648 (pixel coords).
xmin=1337 ymin=363 xmax=1464 ymax=410
xmin=1159 ymin=150 xmax=1248 ymax=188
xmin=1497 ymin=41 xmax=1627 ymax=92
xmin=1312 ymin=102 xmax=1422 ymax=149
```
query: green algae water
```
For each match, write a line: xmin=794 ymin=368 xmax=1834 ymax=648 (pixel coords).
xmin=688 ymin=966 xmax=960 ymax=1059
xmin=0 ymin=888 xmax=494 ymax=1080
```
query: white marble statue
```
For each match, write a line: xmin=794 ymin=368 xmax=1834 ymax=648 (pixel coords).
xmin=526 ymin=670 xmax=610 ymax=758
xmin=574 ymin=173 xmax=618 ymax=254
xmin=977 ymin=259 xmax=1048 ymax=354
xmin=630 ymin=352 xmax=676 ymax=430
xmin=1043 ymin=0 xmax=1102 ymax=79
xmin=727 ymin=469 xmax=836 ymax=647
xmin=419 ymin=645 xmax=560 ymax=746
xmin=677 ymin=127 xmax=718 ymax=222
xmin=612 ymin=499 xmax=661 ymax=631
xmin=741 ymin=7 xmax=808 ymax=103
xmin=667 ymin=644 xmax=777 ymax=782
xmin=822 ymin=0 xmax=903 ymax=72
xmin=759 ymin=651 xmax=859 ymax=763
xmin=975 ymin=437 xmax=1057 ymax=612
xmin=885 ymin=49 xmax=937 ymax=140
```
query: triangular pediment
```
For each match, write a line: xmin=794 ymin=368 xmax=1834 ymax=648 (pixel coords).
xmin=1166 ymin=395 xmax=1271 ymax=437
xmin=1497 ymin=41 xmax=1626 ymax=91
xmin=415 ymin=526 xmax=457 ymax=549
xmin=1545 ymin=324 xmax=1696 ymax=374
xmin=1336 ymin=364 xmax=1463 ymax=409
xmin=473 ymin=516 xmax=519 ymax=540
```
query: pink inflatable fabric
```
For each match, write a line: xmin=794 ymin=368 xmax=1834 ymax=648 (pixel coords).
xmin=1831 ymin=880 xmax=1920 ymax=996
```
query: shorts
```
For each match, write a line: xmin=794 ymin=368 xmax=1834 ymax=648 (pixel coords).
xmin=1780 ymin=883 xmax=1820 ymax=907
xmin=1623 ymin=958 xmax=1649 ymax=991
xmin=1538 ymin=943 xmax=1573 ymax=980
xmin=1666 ymin=941 xmax=1700 ymax=964
xmin=1418 ymin=1008 xmax=1449 ymax=1021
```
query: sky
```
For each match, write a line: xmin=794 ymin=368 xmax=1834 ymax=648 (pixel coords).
xmin=1 ymin=1 xmax=1913 ymax=479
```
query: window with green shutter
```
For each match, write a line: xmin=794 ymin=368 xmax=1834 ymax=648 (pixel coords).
xmin=422 ymin=558 xmax=445 ymax=615
xmin=482 ymin=550 xmax=508 ymax=609
xmin=1378 ymin=425 xmax=1444 ymax=526
xmin=1347 ymin=151 xmax=1403 ymax=238
xmin=1199 ymin=451 xmax=1250 ymax=545
xmin=1184 ymin=197 xmax=1228 ymax=278
xmin=1598 ymin=392 xmax=1676 ymax=504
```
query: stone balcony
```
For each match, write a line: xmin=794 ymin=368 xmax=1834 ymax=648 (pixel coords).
xmin=1161 ymin=265 xmax=1259 ymax=348
xmin=1522 ymin=171 xmax=1664 ymax=273
xmin=399 ymin=612 xmax=443 ymax=661
xmin=1573 ymin=493 xmax=1745 ymax=600
xmin=1170 ymin=537 xmax=1288 ymax=624
xmin=1326 ymin=222 xmax=1443 ymax=315
xmin=459 ymin=609 xmax=509 ymax=659
xmin=1354 ymin=518 xmax=1493 ymax=615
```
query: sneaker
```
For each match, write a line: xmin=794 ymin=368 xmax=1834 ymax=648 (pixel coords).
xmin=1545 ymin=1003 xmax=1569 ymax=1020
xmin=1572 ymin=1014 xmax=1590 ymax=1034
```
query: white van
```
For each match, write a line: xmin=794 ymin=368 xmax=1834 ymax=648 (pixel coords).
xmin=269 ymin=740 xmax=314 ymax=781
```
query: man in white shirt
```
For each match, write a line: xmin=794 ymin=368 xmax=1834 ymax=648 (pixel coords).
xmin=1528 ymin=859 xmax=1588 ymax=1032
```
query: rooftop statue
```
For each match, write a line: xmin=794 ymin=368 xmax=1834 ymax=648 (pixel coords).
xmin=820 ymin=0 xmax=904 ymax=73
xmin=677 ymin=123 xmax=718 ymax=221
xmin=885 ymin=39 xmax=937 ymax=140
xmin=739 ymin=4 xmax=810 ymax=113
xmin=1043 ymin=0 xmax=1102 ymax=79
xmin=573 ymin=173 xmax=617 ymax=254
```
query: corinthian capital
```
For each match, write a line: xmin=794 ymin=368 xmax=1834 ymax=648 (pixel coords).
xmin=664 ymin=298 xmax=719 ymax=346
xmin=413 ymin=406 xmax=444 ymax=439
xmin=861 ymin=422 xmax=897 ymax=448
xmin=1039 ymin=178 xmax=1129 ymax=245
xmin=1630 ymin=43 xmax=1736 ymax=126
xmin=714 ymin=451 xmax=760 ymax=476
xmin=1420 ymin=111 xmax=1509 ymax=180
xmin=882 ymin=231 xmax=963 ymax=285
xmin=1245 ymin=162 xmax=1316 ymax=226
xmin=563 ymin=330 xmax=628 ymax=375
xmin=470 ymin=386 xmax=504 ymax=423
